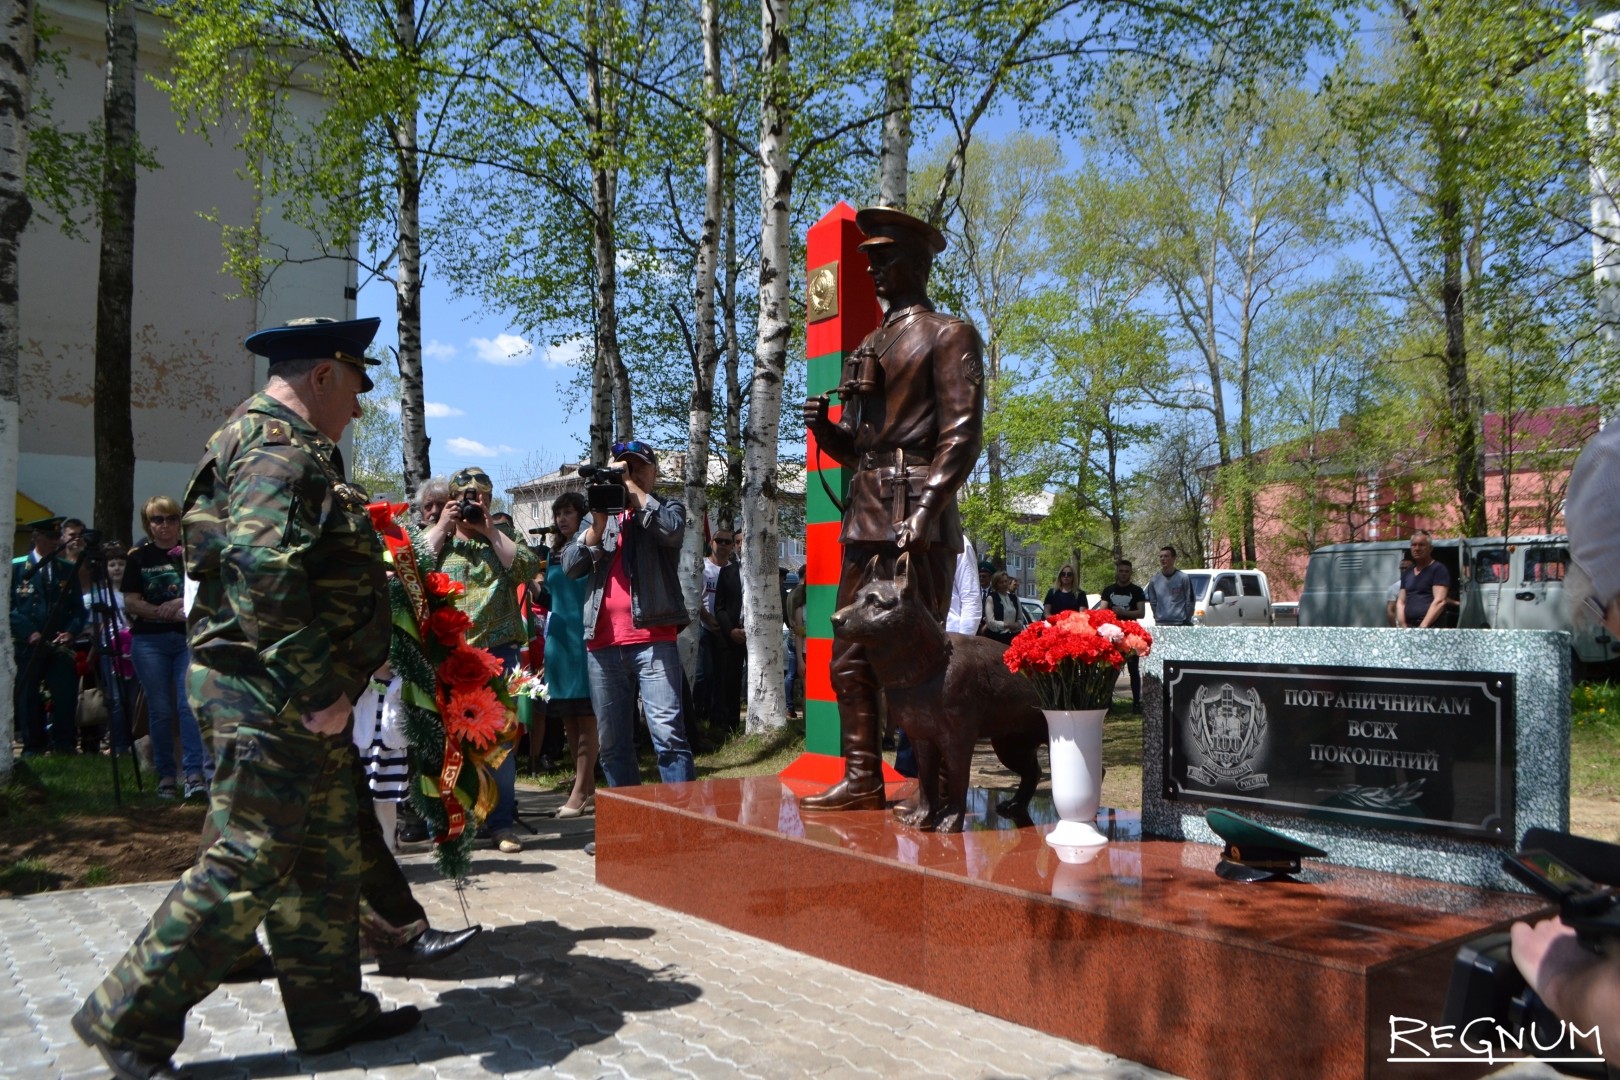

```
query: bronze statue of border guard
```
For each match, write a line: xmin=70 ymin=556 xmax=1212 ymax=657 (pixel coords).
xmin=801 ymin=206 xmax=985 ymax=812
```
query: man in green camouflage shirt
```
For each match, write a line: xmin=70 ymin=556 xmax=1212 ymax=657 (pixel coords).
xmin=73 ymin=317 xmax=419 ymax=1080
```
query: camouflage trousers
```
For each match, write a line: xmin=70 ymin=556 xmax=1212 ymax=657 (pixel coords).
xmin=75 ymin=712 xmax=379 ymax=1058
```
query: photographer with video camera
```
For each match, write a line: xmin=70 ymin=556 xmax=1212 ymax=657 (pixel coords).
xmin=1502 ymin=420 xmax=1620 ymax=1065
xmin=561 ymin=440 xmax=695 ymax=787
xmin=422 ymin=465 xmax=539 ymax=852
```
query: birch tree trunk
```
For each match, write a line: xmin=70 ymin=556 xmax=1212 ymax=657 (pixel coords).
xmin=679 ymin=0 xmax=726 ymax=680
xmin=94 ymin=0 xmax=138 ymax=537
xmin=0 ymin=0 xmax=33 ymax=778
xmin=741 ymin=0 xmax=791 ymax=731
xmin=393 ymin=0 xmax=430 ymax=495
xmin=721 ymin=174 xmax=742 ymax=520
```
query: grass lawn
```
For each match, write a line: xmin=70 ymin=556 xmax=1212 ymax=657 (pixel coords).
xmin=10 ymin=681 xmax=1620 ymax=894
xmin=0 ymin=754 xmax=206 ymax=895
xmin=1569 ymin=682 xmax=1620 ymax=841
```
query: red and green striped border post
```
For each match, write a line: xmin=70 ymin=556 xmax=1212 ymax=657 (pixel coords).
xmin=781 ymin=202 xmax=884 ymax=788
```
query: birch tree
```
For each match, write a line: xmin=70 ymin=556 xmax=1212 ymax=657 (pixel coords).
xmin=741 ymin=0 xmax=793 ymax=731
xmin=0 ymin=0 xmax=33 ymax=778
xmin=160 ymin=0 xmax=471 ymax=495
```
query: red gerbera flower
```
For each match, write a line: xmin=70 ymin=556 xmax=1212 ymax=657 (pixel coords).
xmin=443 ymin=685 xmax=509 ymax=749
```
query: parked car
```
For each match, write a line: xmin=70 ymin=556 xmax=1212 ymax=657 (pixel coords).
xmin=1271 ymin=601 xmax=1299 ymax=627
xmin=1178 ymin=568 xmax=1274 ymax=627
xmin=1297 ymin=534 xmax=1619 ymax=678
xmin=1020 ymin=598 xmax=1045 ymax=625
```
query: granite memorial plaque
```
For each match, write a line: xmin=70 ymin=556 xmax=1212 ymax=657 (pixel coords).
xmin=1164 ymin=660 xmax=1515 ymax=843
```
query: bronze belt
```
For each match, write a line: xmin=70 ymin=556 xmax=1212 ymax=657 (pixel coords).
xmin=857 ymin=448 xmax=930 ymax=471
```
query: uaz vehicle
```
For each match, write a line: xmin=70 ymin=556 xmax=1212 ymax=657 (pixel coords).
xmin=1297 ymin=535 xmax=1618 ymax=679
xmin=1177 ymin=568 xmax=1274 ymax=627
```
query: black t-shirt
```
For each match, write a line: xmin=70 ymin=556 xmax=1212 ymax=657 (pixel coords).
xmin=1097 ymin=582 xmax=1147 ymax=619
xmin=124 ymin=540 xmax=186 ymax=636
xmin=1044 ymin=587 xmax=1087 ymax=614
xmin=1401 ymin=561 xmax=1452 ymax=626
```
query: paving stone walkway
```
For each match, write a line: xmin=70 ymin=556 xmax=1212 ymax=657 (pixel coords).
xmin=0 ymin=785 xmax=1569 ymax=1079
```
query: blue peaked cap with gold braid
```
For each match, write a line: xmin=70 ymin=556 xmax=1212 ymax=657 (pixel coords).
xmin=245 ymin=316 xmax=382 ymax=392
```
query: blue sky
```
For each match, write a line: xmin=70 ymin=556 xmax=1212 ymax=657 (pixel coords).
xmin=356 ymin=280 xmax=591 ymax=490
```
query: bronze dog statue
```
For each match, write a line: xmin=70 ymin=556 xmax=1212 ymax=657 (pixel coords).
xmin=829 ymin=553 xmax=1047 ymax=832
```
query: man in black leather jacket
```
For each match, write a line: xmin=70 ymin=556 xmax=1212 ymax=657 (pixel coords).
xmin=560 ymin=441 xmax=695 ymax=786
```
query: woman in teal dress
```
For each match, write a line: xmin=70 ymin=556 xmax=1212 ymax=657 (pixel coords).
xmin=546 ymin=492 xmax=597 ymax=817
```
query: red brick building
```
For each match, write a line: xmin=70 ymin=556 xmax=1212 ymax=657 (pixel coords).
xmin=1210 ymin=406 xmax=1602 ymax=600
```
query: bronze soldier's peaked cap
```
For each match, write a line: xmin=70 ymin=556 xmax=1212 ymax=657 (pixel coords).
xmin=245 ymin=316 xmax=382 ymax=392
xmin=855 ymin=207 xmax=947 ymax=256
xmin=1206 ymin=808 xmax=1327 ymax=883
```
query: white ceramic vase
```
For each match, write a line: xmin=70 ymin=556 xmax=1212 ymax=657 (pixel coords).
xmin=1043 ymin=707 xmax=1109 ymax=849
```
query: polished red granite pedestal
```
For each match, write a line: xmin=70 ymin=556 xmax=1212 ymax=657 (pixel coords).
xmin=596 ymin=777 xmax=1548 ymax=1080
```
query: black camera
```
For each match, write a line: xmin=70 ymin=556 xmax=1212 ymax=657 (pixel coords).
xmin=579 ymin=465 xmax=626 ymax=515
xmin=457 ymin=490 xmax=485 ymax=525
xmin=1442 ymin=832 xmax=1620 ymax=1077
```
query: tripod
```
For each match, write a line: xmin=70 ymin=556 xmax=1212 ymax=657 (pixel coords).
xmin=80 ymin=545 xmax=143 ymax=803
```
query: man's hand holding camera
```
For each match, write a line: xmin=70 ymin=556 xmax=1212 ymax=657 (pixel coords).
xmin=1509 ymin=915 xmax=1620 ymax=1063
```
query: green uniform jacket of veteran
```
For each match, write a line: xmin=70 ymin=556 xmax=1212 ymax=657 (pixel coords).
xmin=185 ymin=391 xmax=392 ymax=720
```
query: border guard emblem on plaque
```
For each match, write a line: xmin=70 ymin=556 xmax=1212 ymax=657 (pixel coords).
xmin=1187 ymin=683 xmax=1269 ymax=791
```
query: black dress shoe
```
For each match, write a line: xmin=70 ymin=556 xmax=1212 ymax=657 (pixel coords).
xmin=306 ymin=1006 xmax=421 ymax=1053
xmin=71 ymin=1007 xmax=183 ymax=1079
xmin=375 ymin=925 xmax=481 ymax=976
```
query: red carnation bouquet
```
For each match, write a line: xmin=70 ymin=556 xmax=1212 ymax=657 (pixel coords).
xmin=1003 ymin=608 xmax=1153 ymax=711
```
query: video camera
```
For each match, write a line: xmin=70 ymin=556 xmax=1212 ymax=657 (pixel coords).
xmin=1443 ymin=830 xmax=1620 ymax=1077
xmin=579 ymin=464 xmax=626 ymax=515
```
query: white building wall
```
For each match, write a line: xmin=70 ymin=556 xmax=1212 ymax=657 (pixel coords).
xmin=20 ymin=0 xmax=354 ymax=545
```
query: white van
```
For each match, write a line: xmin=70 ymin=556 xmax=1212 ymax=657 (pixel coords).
xmin=1179 ymin=568 xmax=1274 ymax=627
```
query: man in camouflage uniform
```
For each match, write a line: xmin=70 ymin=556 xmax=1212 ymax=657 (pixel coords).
xmin=11 ymin=515 xmax=86 ymax=754
xmin=73 ymin=317 xmax=418 ymax=1080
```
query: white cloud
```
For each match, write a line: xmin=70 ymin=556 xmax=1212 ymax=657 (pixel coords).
xmin=422 ymin=339 xmax=457 ymax=361
xmin=424 ymin=401 xmax=465 ymax=418
xmin=444 ymin=436 xmax=517 ymax=459
xmin=543 ymin=336 xmax=587 ymax=368
xmin=469 ymin=333 xmax=534 ymax=365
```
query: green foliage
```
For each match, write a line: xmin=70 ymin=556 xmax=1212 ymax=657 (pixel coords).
xmin=351 ymin=357 xmax=407 ymax=499
xmin=1329 ymin=2 xmax=1602 ymax=535
xmin=26 ymin=8 xmax=160 ymax=239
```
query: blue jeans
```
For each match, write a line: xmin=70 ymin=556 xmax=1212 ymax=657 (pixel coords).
xmin=588 ymin=639 xmax=695 ymax=786
xmin=134 ymin=632 xmax=209 ymax=781
xmin=482 ymin=644 xmax=521 ymax=833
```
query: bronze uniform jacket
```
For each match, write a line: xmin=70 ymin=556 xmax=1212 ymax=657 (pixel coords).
xmin=810 ymin=305 xmax=984 ymax=551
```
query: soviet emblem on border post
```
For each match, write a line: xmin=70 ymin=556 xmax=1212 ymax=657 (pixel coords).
xmin=807 ymin=261 xmax=839 ymax=323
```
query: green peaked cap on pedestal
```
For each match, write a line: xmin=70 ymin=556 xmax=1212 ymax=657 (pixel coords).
xmin=1206 ymin=807 xmax=1327 ymax=883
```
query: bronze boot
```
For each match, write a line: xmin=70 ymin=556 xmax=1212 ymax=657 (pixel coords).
xmin=801 ymin=695 xmax=885 ymax=811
